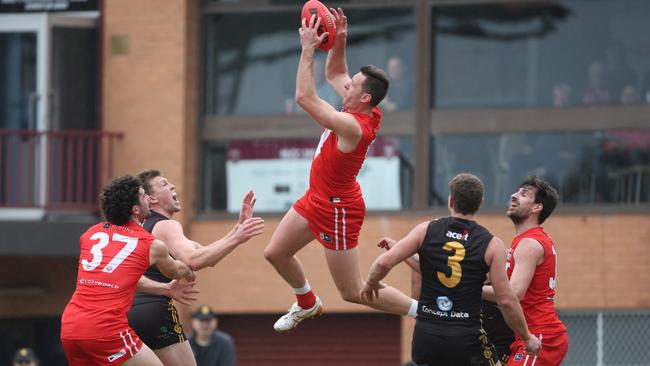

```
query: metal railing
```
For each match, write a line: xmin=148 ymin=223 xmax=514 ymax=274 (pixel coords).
xmin=0 ymin=129 xmax=123 ymax=212
xmin=608 ymin=166 xmax=650 ymax=205
xmin=560 ymin=310 xmax=650 ymax=366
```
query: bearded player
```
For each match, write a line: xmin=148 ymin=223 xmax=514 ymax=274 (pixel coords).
xmin=483 ymin=176 xmax=568 ymax=365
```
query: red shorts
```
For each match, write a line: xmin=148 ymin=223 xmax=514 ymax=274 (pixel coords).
xmin=62 ymin=327 xmax=144 ymax=366
xmin=293 ymin=190 xmax=365 ymax=250
xmin=507 ymin=331 xmax=568 ymax=366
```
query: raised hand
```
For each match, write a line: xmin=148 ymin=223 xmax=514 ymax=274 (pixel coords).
xmin=329 ymin=7 xmax=347 ymax=40
xmin=233 ymin=217 xmax=265 ymax=244
xmin=238 ymin=190 xmax=257 ymax=225
xmin=299 ymin=14 xmax=327 ymax=50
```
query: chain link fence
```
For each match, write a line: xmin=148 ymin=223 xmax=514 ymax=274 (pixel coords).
xmin=559 ymin=310 xmax=650 ymax=366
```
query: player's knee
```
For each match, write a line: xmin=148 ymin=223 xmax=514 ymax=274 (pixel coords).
xmin=339 ymin=289 xmax=362 ymax=304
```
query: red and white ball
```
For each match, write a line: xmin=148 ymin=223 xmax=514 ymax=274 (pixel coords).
xmin=301 ymin=0 xmax=337 ymax=51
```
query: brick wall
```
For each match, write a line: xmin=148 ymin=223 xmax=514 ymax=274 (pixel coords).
xmin=184 ymin=213 xmax=650 ymax=313
xmin=102 ymin=0 xmax=199 ymax=224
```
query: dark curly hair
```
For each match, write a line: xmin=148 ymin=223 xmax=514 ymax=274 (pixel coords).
xmin=100 ymin=175 xmax=142 ymax=225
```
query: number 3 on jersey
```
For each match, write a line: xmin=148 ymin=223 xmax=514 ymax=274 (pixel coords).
xmin=82 ymin=232 xmax=139 ymax=273
xmin=437 ymin=241 xmax=466 ymax=288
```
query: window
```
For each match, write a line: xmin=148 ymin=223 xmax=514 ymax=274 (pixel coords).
xmin=433 ymin=1 xmax=650 ymax=108
xmin=203 ymin=7 xmax=416 ymax=115
xmin=431 ymin=129 xmax=649 ymax=208
xmin=428 ymin=0 xmax=650 ymax=209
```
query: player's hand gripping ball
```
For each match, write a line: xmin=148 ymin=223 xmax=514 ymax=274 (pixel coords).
xmin=301 ymin=0 xmax=337 ymax=51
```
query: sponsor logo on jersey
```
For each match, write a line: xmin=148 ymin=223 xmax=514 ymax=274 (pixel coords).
xmin=421 ymin=304 xmax=469 ymax=319
xmin=513 ymin=353 xmax=523 ymax=362
xmin=446 ymin=229 xmax=469 ymax=241
xmin=79 ymin=278 xmax=119 ymax=289
xmin=436 ymin=296 xmax=453 ymax=311
xmin=107 ymin=349 xmax=126 ymax=362
xmin=421 ymin=304 xmax=448 ymax=317
xmin=319 ymin=232 xmax=332 ymax=242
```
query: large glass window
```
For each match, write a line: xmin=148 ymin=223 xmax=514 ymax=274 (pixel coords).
xmin=431 ymin=129 xmax=650 ymax=208
xmin=429 ymin=0 xmax=650 ymax=209
xmin=204 ymin=7 xmax=416 ymax=115
xmin=200 ymin=5 xmax=416 ymax=213
xmin=433 ymin=1 xmax=650 ymax=108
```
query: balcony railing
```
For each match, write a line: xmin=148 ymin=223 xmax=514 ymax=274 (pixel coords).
xmin=0 ymin=129 xmax=123 ymax=212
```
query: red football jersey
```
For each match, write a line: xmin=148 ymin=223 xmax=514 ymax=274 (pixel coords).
xmin=61 ymin=221 xmax=154 ymax=340
xmin=507 ymin=226 xmax=567 ymax=335
xmin=308 ymin=107 xmax=381 ymax=202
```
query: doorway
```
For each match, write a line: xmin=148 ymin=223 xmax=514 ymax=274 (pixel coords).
xmin=0 ymin=12 xmax=98 ymax=216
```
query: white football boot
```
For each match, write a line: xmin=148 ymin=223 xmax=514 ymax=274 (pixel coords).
xmin=273 ymin=296 xmax=323 ymax=332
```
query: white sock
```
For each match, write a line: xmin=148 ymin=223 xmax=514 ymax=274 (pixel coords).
xmin=407 ymin=299 xmax=418 ymax=317
xmin=292 ymin=281 xmax=311 ymax=295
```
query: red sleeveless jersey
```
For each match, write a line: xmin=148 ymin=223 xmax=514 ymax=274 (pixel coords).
xmin=507 ymin=226 xmax=566 ymax=335
xmin=61 ymin=221 xmax=154 ymax=340
xmin=308 ymin=107 xmax=381 ymax=202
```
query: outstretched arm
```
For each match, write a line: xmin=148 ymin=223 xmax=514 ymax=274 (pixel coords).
xmin=153 ymin=217 xmax=264 ymax=271
xmin=296 ymin=14 xmax=362 ymax=149
xmin=326 ymin=7 xmax=351 ymax=97
xmin=378 ymin=237 xmax=421 ymax=273
xmin=378 ymin=236 xmax=422 ymax=299
xmin=362 ymin=222 xmax=428 ymax=300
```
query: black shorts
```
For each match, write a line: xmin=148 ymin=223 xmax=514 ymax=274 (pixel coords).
xmin=411 ymin=322 xmax=498 ymax=366
xmin=482 ymin=300 xmax=514 ymax=363
xmin=127 ymin=298 xmax=187 ymax=350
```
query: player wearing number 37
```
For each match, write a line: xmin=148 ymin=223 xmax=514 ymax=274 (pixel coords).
xmin=61 ymin=175 xmax=195 ymax=366
xmin=365 ymin=173 xmax=541 ymax=365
